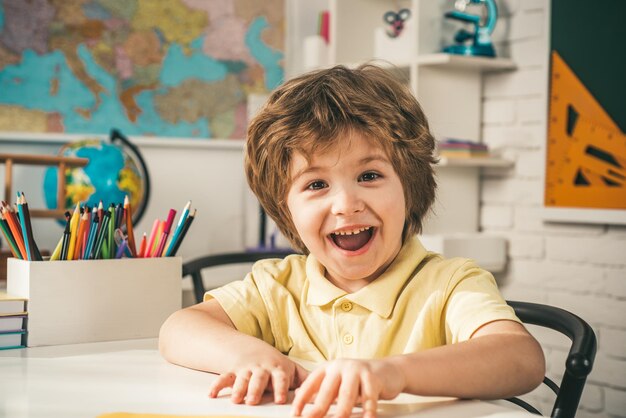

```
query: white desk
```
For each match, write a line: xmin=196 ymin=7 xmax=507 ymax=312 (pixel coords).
xmin=0 ymin=339 xmax=536 ymax=418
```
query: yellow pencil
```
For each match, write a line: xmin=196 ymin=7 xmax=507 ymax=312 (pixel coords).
xmin=50 ymin=235 xmax=64 ymax=261
xmin=66 ymin=203 xmax=80 ymax=261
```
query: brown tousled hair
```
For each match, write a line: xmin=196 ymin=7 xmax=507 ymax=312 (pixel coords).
xmin=245 ymin=64 xmax=437 ymax=254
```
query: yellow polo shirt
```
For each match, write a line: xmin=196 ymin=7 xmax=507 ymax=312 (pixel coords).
xmin=206 ymin=236 xmax=519 ymax=364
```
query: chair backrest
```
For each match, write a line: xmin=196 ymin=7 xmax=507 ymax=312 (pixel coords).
xmin=506 ymin=301 xmax=597 ymax=418
xmin=183 ymin=250 xmax=295 ymax=304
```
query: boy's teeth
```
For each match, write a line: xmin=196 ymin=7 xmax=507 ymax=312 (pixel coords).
xmin=334 ymin=227 xmax=370 ymax=236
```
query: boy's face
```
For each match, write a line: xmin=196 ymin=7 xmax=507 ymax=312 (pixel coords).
xmin=286 ymin=131 xmax=406 ymax=292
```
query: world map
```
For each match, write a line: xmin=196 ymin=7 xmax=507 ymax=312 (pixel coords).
xmin=0 ymin=0 xmax=284 ymax=139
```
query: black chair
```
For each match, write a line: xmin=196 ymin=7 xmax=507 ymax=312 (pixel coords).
xmin=183 ymin=249 xmax=295 ymax=304
xmin=505 ymin=301 xmax=597 ymax=418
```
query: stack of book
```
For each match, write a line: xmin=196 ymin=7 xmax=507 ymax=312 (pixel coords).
xmin=437 ymin=139 xmax=490 ymax=158
xmin=0 ymin=291 xmax=27 ymax=350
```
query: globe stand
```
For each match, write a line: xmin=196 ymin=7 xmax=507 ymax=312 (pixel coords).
xmin=0 ymin=153 xmax=89 ymax=218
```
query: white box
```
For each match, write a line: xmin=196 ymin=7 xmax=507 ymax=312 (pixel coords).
xmin=7 ymin=257 xmax=182 ymax=347
xmin=419 ymin=234 xmax=507 ymax=273
xmin=303 ymin=35 xmax=329 ymax=70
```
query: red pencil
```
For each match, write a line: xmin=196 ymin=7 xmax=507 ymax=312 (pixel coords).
xmin=155 ymin=209 xmax=176 ymax=257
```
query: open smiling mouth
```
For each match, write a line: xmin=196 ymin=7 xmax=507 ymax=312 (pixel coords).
xmin=330 ymin=227 xmax=374 ymax=251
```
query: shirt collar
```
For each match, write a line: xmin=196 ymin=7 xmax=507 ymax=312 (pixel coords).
xmin=305 ymin=236 xmax=428 ymax=318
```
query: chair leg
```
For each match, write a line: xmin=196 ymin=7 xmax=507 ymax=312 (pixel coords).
xmin=191 ymin=272 xmax=206 ymax=304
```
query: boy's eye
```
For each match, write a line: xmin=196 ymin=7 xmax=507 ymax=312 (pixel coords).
xmin=307 ymin=180 xmax=327 ymax=190
xmin=359 ymin=172 xmax=380 ymax=182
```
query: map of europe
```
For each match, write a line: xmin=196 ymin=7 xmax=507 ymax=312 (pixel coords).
xmin=0 ymin=0 xmax=284 ymax=139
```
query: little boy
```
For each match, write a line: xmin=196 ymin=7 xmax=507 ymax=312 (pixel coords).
xmin=159 ymin=64 xmax=545 ymax=418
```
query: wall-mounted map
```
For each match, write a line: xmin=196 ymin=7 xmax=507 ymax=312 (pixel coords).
xmin=0 ymin=0 xmax=284 ymax=139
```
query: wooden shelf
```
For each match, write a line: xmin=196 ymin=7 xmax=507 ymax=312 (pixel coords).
xmin=436 ymin=156 xmax=514 ymax=168
xmin=417 ymin=53 xmax=517 ymax=71
xmin=1 ymin=153 xmax=89 ymax=219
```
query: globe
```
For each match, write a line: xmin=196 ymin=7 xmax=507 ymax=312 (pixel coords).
xmin=43 ymin=134 xmax=149 ymax=224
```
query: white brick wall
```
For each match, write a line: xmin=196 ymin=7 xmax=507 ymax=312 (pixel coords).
xmin=481 ymin=2 xmax=626 ymax=416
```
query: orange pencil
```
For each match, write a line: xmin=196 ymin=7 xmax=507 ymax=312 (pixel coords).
xmin=138 ymin=232 xmax=147 ymax=258
xmin=124 ymin=195 xmax=137 ymax=257
xmin=73 ymin=211 xmax=89 ymax=260
xmin=1 ymin=204 xmax=27 ymax=259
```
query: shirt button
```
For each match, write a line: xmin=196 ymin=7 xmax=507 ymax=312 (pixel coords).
xmin=343 ymin=334 xmax=354 ymax=345
xmin=341 ymin=301 xmax=353 ymax=312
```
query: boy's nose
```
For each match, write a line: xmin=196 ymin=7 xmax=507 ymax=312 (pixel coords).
xmin=330 ymin=187 xmax=365 ymax=216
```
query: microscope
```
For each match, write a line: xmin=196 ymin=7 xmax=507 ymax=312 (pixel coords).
xmin=442 ymin=0 xmax=498 ymax=57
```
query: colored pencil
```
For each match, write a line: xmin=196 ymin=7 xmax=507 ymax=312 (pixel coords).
xmin=138 ymin=232 xmax=147 ymax=258
xmin=124 ymin=195 xmax=137 ymax=257
xmin=97 ymin=200 xmax=104 ymax=224
xmin=150 ymin=220 xmax=165 ymax=257
xmin=144 ymin=219 xmax=160 ymax=258
xmin=73 ymin=211 xmax=88 ymax=260
xmin=155 ymin=209 xmax=176 ymax=257
xmin=66 ymin=203 xmax=80 ymax=261
xmin=16 ymin=193 xmax=31 ymax=260
xmin=50 ymin=234 xmax=64 ymax=261
xmin=60 ymin=221 xmax=70 ymax=260
xmin=1 ymin=203 xmax=27 ymax=259
xmin=169 ymin=209 xmax=196 ymax=257
xmin=108 ymin=204 xmax=116 ymax=259
xmin=0 ymin=212 xmax=21 ymax=258
xmin=81 ymin=206 xmax=94 ymax=259
xmin=84 ymin=213 xmax=99 ymax=260
xmin=18 ymin=193 xmax=42 ymax=261
xmin=165 ymin=201 xmax=191 ymax=256
xmin=115 ymin=240 xmax=128 ymax=259
xmin=91 ymin=211 xmax=111 ymax=260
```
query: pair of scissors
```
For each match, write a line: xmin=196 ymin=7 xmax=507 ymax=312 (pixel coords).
xmin=384 ymin=8 xmax=411 ymax=38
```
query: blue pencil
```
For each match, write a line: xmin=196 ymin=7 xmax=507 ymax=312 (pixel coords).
xmin=165 ymin=201 xmax=191 ymax=256
xmin=84 ymin=213 xmax=99 ymax=260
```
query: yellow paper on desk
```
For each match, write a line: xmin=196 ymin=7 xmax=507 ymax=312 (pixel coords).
xmin=98 ymin=414 xmax=264 ymax=418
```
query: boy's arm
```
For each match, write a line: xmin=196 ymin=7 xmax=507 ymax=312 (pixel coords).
xmin=159 ymin=299 xmax=307 ymax=404
xmin=388 ymin=319 xmax=545 ymax=399
xmin=292 ymin=320 xmax=545 ymax=418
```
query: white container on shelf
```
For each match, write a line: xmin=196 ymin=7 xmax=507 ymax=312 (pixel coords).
xmin=374 ymin=19 xmax=416 ymax=63
xmin=303 ymin=35 xmax=329 ymax=70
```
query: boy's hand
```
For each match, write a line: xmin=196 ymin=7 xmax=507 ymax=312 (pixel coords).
xmin=208 ymin=354 xmax=309 ymax=405
xmin=291 ymin=358 xmax=405 ymax=418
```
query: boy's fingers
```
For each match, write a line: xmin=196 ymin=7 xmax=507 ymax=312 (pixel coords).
xmin=271 ymin=369 xmax=290 ymax=404
xmin=360 ymin=376 xmax=379 ymax=418
xmin=309 ymin=373 xmax=341 ymax=418
xmin=334 ymin=373 xmax=360 ymax=418
xmin=291 ymin=369 xmax=325 ymax=416
xmin=208 ymin=372 xmax=235 ymax=398
xmin=245 ymin=369 xmax=270 ymax=405
xmin=231 ymin=370 xmax=252 ymax=404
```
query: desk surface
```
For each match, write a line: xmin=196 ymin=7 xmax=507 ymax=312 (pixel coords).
xmin=0 ymin=339 xmax=535 ymax=418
